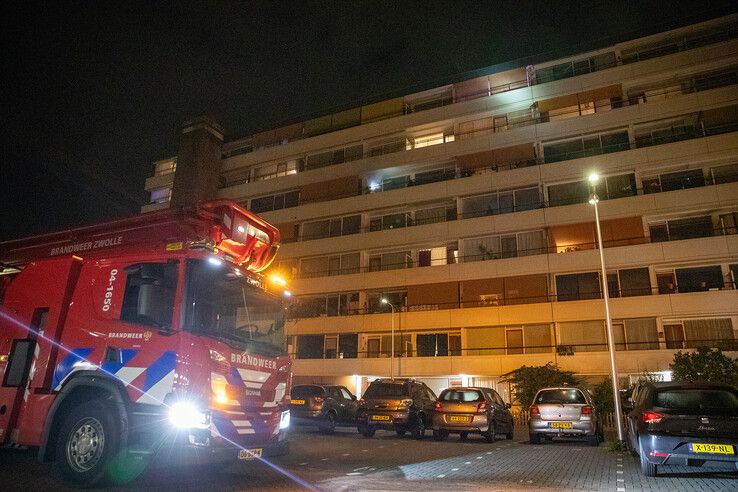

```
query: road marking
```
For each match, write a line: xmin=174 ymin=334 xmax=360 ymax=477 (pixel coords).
xmin=476 ymin=456 xmax=483 ymax=459
xmin=437 ymin=474 xmax=445 ymax=478
xmin=617 ymin=478 xmax=624 ymax=482
xmin=617 ymin=488 xmax=625 ymax=492
xmin=464 ymin=461 xmax=472 ymax=465
xmin=616 ymin=470 xmax=623 ymax=474
xmin=617 ymin=463 xmax=623 ymax=467
xmin=451 ymin=468 xmax=459 ymax=471
xmin=487 ymin=451 xmax=493 ymax=454
xmin=299 ymin=462 xmax=308 ymax=466
xmin=362 ymin=449 xmax=368 ymax=452
xmin=321 ymin=458 xmax=329 ymax=461
xmin=346 ymin=472 xmax=362 ymax=476
xmin=342 ymin=453 xmax=350 ymax=456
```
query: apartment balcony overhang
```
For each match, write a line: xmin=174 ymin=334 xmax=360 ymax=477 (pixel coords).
xmin=144 ymin=172 xmax=175 ymax=192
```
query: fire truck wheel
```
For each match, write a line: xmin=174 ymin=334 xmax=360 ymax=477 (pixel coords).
xmin=53 ymin=400 xmax=121 ymax=488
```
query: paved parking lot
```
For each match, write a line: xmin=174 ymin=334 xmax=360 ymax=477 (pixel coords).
xmin=1 ymin=426 xmax=736 ymax=490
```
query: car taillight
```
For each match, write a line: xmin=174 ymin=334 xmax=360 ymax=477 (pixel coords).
xmin=530 ymin=406 xmax=540 ymax=416
xmin=434 ymin=400 xmax=443 ymax=412
xmin=476 ymin=401 xmax=488 ymax=413
xmin=642 ymin=411 xmax=664 ymax=424
xmin=581 ymin=405 xmax=592 ymax=416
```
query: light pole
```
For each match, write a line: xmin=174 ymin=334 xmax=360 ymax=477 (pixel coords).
xmin=588 ymin=173 xmax=625 ymax=443
xmin=381 ymin=298 xmax=396 ymax=380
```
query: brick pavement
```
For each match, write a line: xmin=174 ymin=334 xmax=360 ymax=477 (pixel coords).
xmin=1 ymin=426 xmax=735 ymax=490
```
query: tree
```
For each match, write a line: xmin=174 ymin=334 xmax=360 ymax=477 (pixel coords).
xmin=670 ymin=347 xmax=738 ymax=385
xmin=501 ymin=363 xmax=580 ymax=408
xmin=590 ymin=377 xmax=614 ymax=416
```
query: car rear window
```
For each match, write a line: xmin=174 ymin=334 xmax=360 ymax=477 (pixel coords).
xmin=363 ymin=382 xmax=409 ymax=398
xmin=654 ymin=389 xmax=738 ymax=410
xmin=291 ymin=385 xmax=324 ymax=398
xmin=440 ymin=390 xmax=484 ymax=402
xmin=535 ymin=389 xmax=586 ymax=404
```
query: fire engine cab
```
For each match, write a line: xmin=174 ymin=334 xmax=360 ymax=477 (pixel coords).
xmin=0 ymin=201 xmax=292 ymax=486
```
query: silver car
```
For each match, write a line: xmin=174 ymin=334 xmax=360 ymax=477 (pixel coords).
xmin=528 ymin=387 xmax=602 ymax=446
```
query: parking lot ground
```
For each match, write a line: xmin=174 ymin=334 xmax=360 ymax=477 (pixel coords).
xmin=1 ymin=426 xmax=736 ymax=490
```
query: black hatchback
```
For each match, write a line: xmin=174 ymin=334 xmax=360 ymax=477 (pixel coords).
xmin=625 ymin=381 xmax=738 ymax=476
xmin=289 ymin=384 xmax=358 ymax=434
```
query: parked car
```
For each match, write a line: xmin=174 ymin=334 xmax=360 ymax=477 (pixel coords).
xmin=289 ymin=384 xmax=358 ymax=434
xmin=625 ymin=381 xmax=738 ymax=477
xmin=356 ymin=378 xmax=437 ymax=439
xmin=432 ymin=387 xmax=514 ymax=442
xmin=528 ymin=387 xmax=602 ymax=446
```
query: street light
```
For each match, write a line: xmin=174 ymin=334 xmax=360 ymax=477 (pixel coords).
xmin=588 ymin=173 xmax=625 ymax=443
xmin=380 ymin=298 xmax=396 ymax=380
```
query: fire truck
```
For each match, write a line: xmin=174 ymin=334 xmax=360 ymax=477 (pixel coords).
xmin=0 ymin=200 xmax=292 ymax=487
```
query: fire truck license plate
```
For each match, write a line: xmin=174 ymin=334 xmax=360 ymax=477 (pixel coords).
xmin=239 ymin=448 xmax=263 ymax=460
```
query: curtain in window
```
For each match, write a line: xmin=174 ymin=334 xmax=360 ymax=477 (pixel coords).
xmin=684 ymin=318 xmax=734 ymax=348
xmin=558 ymin=320 xmax=606 ymax=352
xmin=464 ymin=236 xmax=501 ymax=262
xmin=415 ymin=206 xmax=446 ymax=226
xmin=466 ymin=327 xmax=505 ymax=355
xmin=517 ymin=231 xmax=546 ymax=256
xmin=625 ymin=318 xmax=659 ymax=350
xmin=524 ymin=324 xmax=552 ymax=353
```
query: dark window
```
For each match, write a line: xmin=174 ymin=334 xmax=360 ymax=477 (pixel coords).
xmin=121 ymin=262 xmax=177 ymax=328
xmin=363 ymin=382 xmax=409 ymax=398
xmin=296 ymin=335 xmax=324 ymax=359
xmin=667 ymin=216 xmax=714 ymax=241
xmin=619 ymin=268 xmax=652 ymax=297
xmin=291 ymin=385 xmax=325 ymax=398
xmin=654 ymin=389 xmax=738 ymax=412
xmin=339 ymin=333 xmax=358 ymax=358
xmin=556 ymin=272 xmax=601 ymax=301
xmin=548 ymin=181 xmax=590 ymax=206
xmin=660 ymin=170 xmax=705 ymax=191
xmin=675 ymin=266 xmax=724 ymax=292
xmin=4 ymin=339 xmax=35 ymax=387
xmin=416 ymin=333 xmax=449 ymax=357
xmin=535 ymin=389 xmax=586 ymax=404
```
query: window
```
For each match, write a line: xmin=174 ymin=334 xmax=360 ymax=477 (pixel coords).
xmin=712 ymin=163 xmax=738 ymax=185
xmin=683 ymin=319 xmax=735 ymax=349
xmin=299 ymin=253 xmax=360 ymax=278
xmin=253 ymin=159 xmax=300 ymax=181
xmin=250 ymin=190 xmax=299 ymax=213
xmin=368 ymin=291 xmax=407 ymax=313
xmin=643 ymin=169 xmax=705 ymax=194
xmin=556 ymin=272 xmax=600 ymax=301
xmin=339 ymin=334 xmax=358 ymax=358
xmin=416 ymin=333 xmax=449 ymax=357
xmin=121 ymin=262 xmax=177 ymax=327
xmin=547 ymin=181 xmax=590 ymax=206
xmin=154 ymin=159 xmax=176 ymax=176
xmin=463 ymin=230 xmax=545 ymax=262
xmin=302 ymin=214 xmax=361 ymax=240
xmin=306 ymin=145 xmax=363 ymax=170
xmin=614 ymin=268 xmax=652 ymax=297
xmin=543 ymin=130 xmax=629 ymax=163
xmin=634 ymin=116 xmax=701 ymax=148
xmin=150 ymin=187 xmax=172 ymax=204
xmin=296 ymin=335 xmax=324 ymax=359
xmin=558 ymin=320 xmax=606 ymax=352
xmin=674 ymin=266 xmax=723 ymax=292
xmin=649 ymin=216 xmax=714 ymax=242
xmin=461 ymin=186 xmax=541 ymax=218
xmin=368 ymin=251 xmax=412 ymax=272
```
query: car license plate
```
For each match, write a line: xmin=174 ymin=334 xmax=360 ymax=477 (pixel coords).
xmin=290 ymin=399 xmax=305 ymax=405
xmin=370 ymin=414 xmax=391 ymax=421
xmin=550 ymin=422 xmax=573 ymax=429
xmin=449 ymin=415 xmax=472 ymax=423
xmin=690 ymin=443 xmax=735 ymax=455
xmin=238 ymin=448 xmax=263 ymax=460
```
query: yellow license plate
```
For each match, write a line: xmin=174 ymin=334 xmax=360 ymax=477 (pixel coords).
xmin=290 ymin=399 xmax=305 ymax=405
xmin=449 ymin=415 xmax=472 ymax=423
xmin=238 ymin=448 xmax=263 ymax=460
xmin=550 ymin=422 xmax=573 ymax=429
xmin=691 ymin=443 xmax=735 ymax=455
xmin=371 ymin=415 xmax=391 ymax=421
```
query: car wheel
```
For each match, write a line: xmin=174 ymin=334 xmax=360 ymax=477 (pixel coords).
xmin=433 ymin=430 xmax=448 ymax=441
xmin=358 ymin=426 xmax=376 ymax=438
xmin=395 ymin=428 xmax=407 ymax=437
xmin=629 ymin=434 xmax=639 ymax=457
xmin=484 ymin=422 xmax=496 ymax=443
xmin=319 ymin=412 xmax=336 ymax=434
xmin=411 ymin=414 xmax=426 ymax=440
xmin=529 ymin=433 xmax=541 ymax=445
xmin=639 ymin=439 xmax=657 ymax=477
xmin=53 ymin=400 xmax=121 ymax=488
xmin=459 ymin=431 xmax=469 ymax=441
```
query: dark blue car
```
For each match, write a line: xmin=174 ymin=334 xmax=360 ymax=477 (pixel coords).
xmin=625 ymin=382 xmax=738 ymax=476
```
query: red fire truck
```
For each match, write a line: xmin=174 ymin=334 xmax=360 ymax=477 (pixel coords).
xmin=0 ymin=200 xmax=292 ymax=486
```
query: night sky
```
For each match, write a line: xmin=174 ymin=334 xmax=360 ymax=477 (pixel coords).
xmin=2 ymin=1 xmax=736 ymax=241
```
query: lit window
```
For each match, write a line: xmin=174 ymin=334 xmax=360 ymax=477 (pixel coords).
xmin=150 ymin=187 xmax=172 ymax=204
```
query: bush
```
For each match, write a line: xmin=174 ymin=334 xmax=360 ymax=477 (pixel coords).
xmin=501 ymin=363 xmax=580 ymax=408
xmin=670 ymin=347 xmax=738 ymax=385
xmin=591 ymin=377 xmax=614 ymax=416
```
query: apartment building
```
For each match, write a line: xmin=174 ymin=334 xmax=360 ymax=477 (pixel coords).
xmin=144 ymin=15 xmax=738 ymax=399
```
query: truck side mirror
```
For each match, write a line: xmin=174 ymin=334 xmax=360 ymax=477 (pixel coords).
xmin=137 ymin=284 xmax=173 ymax=332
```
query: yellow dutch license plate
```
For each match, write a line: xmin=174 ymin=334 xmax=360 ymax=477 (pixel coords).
xmin=550 ymin=422 xmax=573 ymax=429
xmin=238 ymin=448 xmax=263 ymax=460
xmin=691 ymin=443 xmax=735 ymax=455
xmin=371 ymin=415 xmax=391 ymax=421
xmin=449 ymin=415 xmax=472 ymax=423
xmin=290 ymin=399 xmax=305 ymax=405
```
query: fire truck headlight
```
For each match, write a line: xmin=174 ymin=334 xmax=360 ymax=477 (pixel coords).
xmin=279 ymin=410 xmax=290 ymax=430
xmin=168 ymin=401 xmax=210 ymax=429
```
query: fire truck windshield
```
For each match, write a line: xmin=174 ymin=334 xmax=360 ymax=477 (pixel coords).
xmin=184 ymin=259 xmax=286 ymax=356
